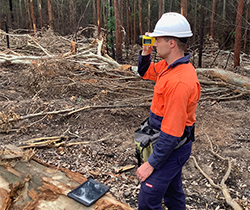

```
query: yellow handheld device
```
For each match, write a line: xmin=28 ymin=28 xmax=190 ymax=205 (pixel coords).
xmin=139 ymin=35 xmax=156 ymax=46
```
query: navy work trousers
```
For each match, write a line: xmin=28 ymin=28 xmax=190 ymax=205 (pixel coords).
xmin=138 ymin=141 xmax=192 ymax=210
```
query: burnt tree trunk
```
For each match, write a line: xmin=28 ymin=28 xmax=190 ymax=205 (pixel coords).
xmin=93 ymin=0 xmax=97 ymax=25
xmin=243 ymin=1 xmax=250 ymax=53
xmin=138 ymin=0 xmax=143 ymax=35
xmin=147 ymin=0 xmax=151 ymax=32
xmin=5 ymin=19 xmax=10 ymax=49
xmin=9 ymin=0 xmax=14 ymax=26
xmin=126 ymin=0 xmax=130 ymax=42
xmin=133 ymin=0 xmax=136 ymax=44
xmin=24 ymin=0 xmax=32 ymax=30
xmin=234 ymin=0 xmax=244 ymax=68
xmin=69 ymin=0 xmax=76 ymax=31
xmin=210 ymin=0 xmax=217 ymax=39
xmin=198 ymin=0 xmax=205 ymax=68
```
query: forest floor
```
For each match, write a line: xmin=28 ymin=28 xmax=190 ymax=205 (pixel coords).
xmin=0 ymin=30 xmax=250 ymax=209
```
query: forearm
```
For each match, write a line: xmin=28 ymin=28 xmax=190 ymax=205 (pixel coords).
xmin=148 ymin=131 xmax=181 ymax=169
xmin=138 ymin=50 xmax=151 ymax=77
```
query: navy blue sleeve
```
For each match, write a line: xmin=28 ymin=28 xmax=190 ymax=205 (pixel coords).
xmin=138 ymin=50 xmax=151 ymax=77
xmin=147 ymin=131 xmax=181 ymax=169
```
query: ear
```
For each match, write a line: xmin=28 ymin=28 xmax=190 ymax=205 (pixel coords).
xmin=169 ymin=39 xmax=177 ymax=49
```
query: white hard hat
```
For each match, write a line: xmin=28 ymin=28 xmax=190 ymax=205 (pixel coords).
xmin=149 ymin=12 xmax=193 ymax=38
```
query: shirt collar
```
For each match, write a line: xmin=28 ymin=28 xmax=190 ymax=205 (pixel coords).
xmin=167 ymin=53 xmax=191 ymax=70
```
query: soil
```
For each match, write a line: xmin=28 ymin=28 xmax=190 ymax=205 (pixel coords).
xmin=0 ymin=43 xmax=250 ymax=210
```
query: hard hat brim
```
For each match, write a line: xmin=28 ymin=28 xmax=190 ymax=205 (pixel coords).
xmin=148 ymin=30 xmax=193 ymax=38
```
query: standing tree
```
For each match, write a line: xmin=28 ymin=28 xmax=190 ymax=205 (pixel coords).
xmin=198 ymin=0 xmax=205 ymax=68
xmin=181 ymin=0 xmax=187 ymax=17
xmin=210 ymin=0 xmax=217 ymax=39
xmin=243 ymin=0 xmax=250 ymax=53
xmin=234 ymin=0 xmax=244 ymax=68
xmin=222 ymin=0 xmax=226 ymax=19
xmin=133 ymin=0 xmax=136 ymax=44
xmin=192 ymin=0 xmax=198 ymax=45
xmin=126 ymin=0 xmax=131 ymax=41
xmin=114 ymin=0 xmax=122 ymax=61
xmin=97 ymin=0 xmax=101 ymax=38
xmin=69 ymin=0 xmax=76 ymax=31
xmin=138 ymin=0 xmax=143 ymax=35
xmin=47 ymin=0 xmax=54 ymax=31
xmin=120 ymin=0 xmax=124 ymax=27
xmin=24 ymin=0 xmax=32 ymax=30
xmin=93 ymin=0 xmax=97 ymax=25
xmin=30 ymin=0 xmax=37 ymax=33
xmin=9 ymin=0 xmax=14 ymax=25
xmin=159 ymin=0 xmax=163 ymax=19
xmin=38 ymin=0 xmax=43 ymax=30
xmin=147 ymin=0 xmax=151 ymax=32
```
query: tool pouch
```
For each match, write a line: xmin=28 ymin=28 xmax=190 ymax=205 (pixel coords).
xmin=134 ymin=118 xmax=195 ymax=166
xmin=134 ymin=118 xmax=160 ymax=166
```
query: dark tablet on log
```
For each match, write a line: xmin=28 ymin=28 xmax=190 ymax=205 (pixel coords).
xmin=67 ymin=179 xmax=110 ymax=207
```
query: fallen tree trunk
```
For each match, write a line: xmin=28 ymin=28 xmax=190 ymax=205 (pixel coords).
xmin=196 ymin=68 xmax=250 ymax=91
xmin=0 ymin=145 xmax=134 ymax=210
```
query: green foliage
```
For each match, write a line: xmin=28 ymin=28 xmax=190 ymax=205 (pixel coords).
xmin=105 ymin=6 xmax=115 ymax=48
xmin=231 ymin=31 xmax=236 ymax=38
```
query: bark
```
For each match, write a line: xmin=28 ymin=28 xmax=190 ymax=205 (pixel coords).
xmin=169 ymin=0 xmax=173 ymax=11
xmin=158 ymin=0 xmax=163 ymax=19
xmin=147 ymin=0 xmax=150 ymax=32
xmin=69 ymin=0 xmax=76 ymax=30
xmin=0 ymin=146 xmax=134 ymax=210
xmin=126 ymin=0 xmax=130 ymax=41
xmin=5 ymin=20 xmax=10 ymax=49
xmin=38 ymin=0 xmax=43 ymax=29
xmin=181 ymin=0 xmax=187 ymax=18
xmin=120 ymin=0 xmax=124 ymax=27
xmin=9 ymin=0 xmax=14 ymax=25
xmin=138 ymin=0 xmax=143 ymax=35
xmin=198 ymin=0 xmax=205 ymax=68
xmin=93 ymin=0 xmax=97 ymax=25
xmin=114 ymin=0 xmax=122 ymax=61
xmin=210 ymin=0 xmax=217 ymax=39
xmin=24 ymin=0 xmax=32 ymax=30
xmin=30 ymin=0 xmax=37 ymax=34
xmin=97 ymin=0 xmax=101 ymax=38
xmin=47 ymin=0 xmax=54 ymax=31
xmin=192 ymin=0 xmax=198 ymax=47
xmin=243 ymin=0 xmax=250 ymax=53
xmin=234 ymin=0 xmax=244 ymax=68
xmin=109 ymin=0 xmax=115 ymax=59
xmin=196 ymin=68 xmax=250 ymax=91
xmin=222 ymin=0 xmax=226 ymax=19
xmin=133 ymin=0 xmax=136 ymax=44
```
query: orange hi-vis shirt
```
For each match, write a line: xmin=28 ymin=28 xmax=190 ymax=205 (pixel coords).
xmin=142 ymin=58 xmax=200 ymax=138
xmin=138 ymin=52 xmax=200 ymax=169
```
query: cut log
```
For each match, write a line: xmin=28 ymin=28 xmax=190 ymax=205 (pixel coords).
xmin=196 ymin=68 xmax=250 ymax=90
xmin=0 ymin=145 xmax=134 ymax=210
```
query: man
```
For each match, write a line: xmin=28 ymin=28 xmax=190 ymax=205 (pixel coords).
xmin=136 ymin=12 xmax=201 ymax=210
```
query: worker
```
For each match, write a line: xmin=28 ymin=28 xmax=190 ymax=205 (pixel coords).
xmin=136 ymin=12 xmax=201 ymax=210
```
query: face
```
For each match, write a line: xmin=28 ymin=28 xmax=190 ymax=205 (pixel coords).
xmin=153 ymin=37 xmax=172 ymax=59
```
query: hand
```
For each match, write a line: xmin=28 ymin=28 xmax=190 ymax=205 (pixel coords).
xmin=142 ymin=45 xmax=153 ymax=56
xmin=141 ymin=32 xmax=153 ymax=56
xmin=136 ymin=161 xmax=154 ymax=182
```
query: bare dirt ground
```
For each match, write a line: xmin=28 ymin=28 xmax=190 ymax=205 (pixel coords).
xmin=0 ymin=36 xmax=250 ymax=209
